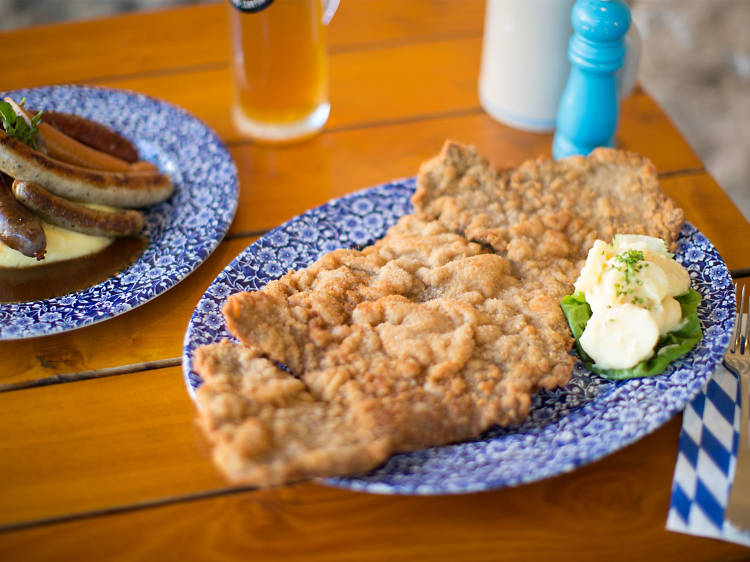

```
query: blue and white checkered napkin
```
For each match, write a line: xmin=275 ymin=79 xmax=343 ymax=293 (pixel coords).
xmin=667 ymin=362 xmax=750 ymax=546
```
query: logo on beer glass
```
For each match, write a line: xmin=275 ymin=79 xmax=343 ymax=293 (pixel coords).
xmin=230 ymin=0 xmax=275 ymax=13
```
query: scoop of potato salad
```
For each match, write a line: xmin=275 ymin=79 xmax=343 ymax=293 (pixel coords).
xmin=572 ymin=234 xmax=691 ymax=370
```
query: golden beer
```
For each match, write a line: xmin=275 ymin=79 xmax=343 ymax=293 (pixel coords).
xmin=228 ymin=0 xmax=330 ymax=143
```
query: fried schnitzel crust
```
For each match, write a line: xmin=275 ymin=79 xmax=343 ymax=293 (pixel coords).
xmin=194 ymin=142 xmax=683 ymax=487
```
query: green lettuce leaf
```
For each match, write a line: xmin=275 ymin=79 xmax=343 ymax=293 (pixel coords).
xmin=560 ymin=289 xmax=702 ymax=381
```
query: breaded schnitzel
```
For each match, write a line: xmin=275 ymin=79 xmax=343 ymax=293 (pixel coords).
xmin=193 ymin=143 xmax=684 ymax=487
xmin=414 ymin=142 xmax=684 ymax=289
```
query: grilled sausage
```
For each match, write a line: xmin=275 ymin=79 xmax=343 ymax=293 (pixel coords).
xmin=8 ymin=101 xmax=155 ymax=172
xmin=0 ymin=130 xmax=174 ymax=208
xmin=12 ymin=180 xmax=144 ymax=238
xmin=0 ymin=173 xmax=45 ymax=259
xmin=36 ymin=110 xmax=140 ymax=164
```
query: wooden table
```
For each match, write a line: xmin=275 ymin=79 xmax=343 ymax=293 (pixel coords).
xmin=1 ymin=2 xmax=749 ymax=560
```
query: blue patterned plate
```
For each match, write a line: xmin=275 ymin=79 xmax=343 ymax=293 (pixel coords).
xmin=0 ymin=85 xmax=238 ymax=340
xmin=182 ymin=178 xmax=734 ymax=494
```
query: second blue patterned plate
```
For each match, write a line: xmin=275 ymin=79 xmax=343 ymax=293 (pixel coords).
xmin=182 ymin=178 xmax=734 ymax=494
xmin=0 ymin=86 xmax=238 ymax=339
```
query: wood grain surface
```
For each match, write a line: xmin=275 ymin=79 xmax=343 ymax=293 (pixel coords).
xmin=0 ymin=239 xmax=255 ymax=386
xmin=0 ymin=1 xmax=486 ymax=90
xmin=2 ymin=413 xmax=749 ymax=561
xmin=1 ymin=1 xmax=749 ymax=560
xmin=0 ymin=366 xmax=224 ymax=526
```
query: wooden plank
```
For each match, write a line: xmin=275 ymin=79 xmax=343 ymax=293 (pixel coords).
xmin=224 ymin=108 xmax=705 ymax=234
xmin=1 ymin=180 xmax=737 ymax=388
xmin=660 ymin=173 xmax=750 ymax=271
xmin=0 ymin=4 xmax=227 ymax=90
xmin=1 ymin=2 xmax=745 ymax=560
xmin=331 ymin=0 xmax=485 ymax=49
xmin=0 ymin=1 xmax=485 ymax=90
xmin=2 ymin=22 xmax=702 ymax=175
xmin=0 ymin=366 xmax=224 ymax=527
xmin=0 ymin=160 xmax=738 ymax=388
xmin=87 ymin=40 xmax=703 ymax=171
xmin=2 ymin=411 xmax=748 ymax=560
xmin=94 ymin=37 xmax=483 ymax=144
xmin=2 ymin=281 xmax=748 ymax=531
xmin=1 ymin=174 xmax=745 ymax=387
xmin=618 ymin=87 xmax=704 ymax=172
xmin=0 ymin=238 xmax=255 ymax=386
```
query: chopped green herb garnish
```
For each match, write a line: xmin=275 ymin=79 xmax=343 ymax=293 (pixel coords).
xmin=609 ymin=249 xmax=646 ymax=298
xmin=0 ymin=98 xmax=42 ymax=150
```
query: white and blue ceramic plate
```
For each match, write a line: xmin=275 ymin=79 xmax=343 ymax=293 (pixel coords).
xmin=0 ymin=85 xmax=238 ymax=340
xmin=182 ymin=178 xmax=734 ymax=495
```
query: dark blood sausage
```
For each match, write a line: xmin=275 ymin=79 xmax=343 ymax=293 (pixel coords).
xmin=13 ymin=180 xmax=144 ymax=238
xmin=33 ymin=110 xmax=140 ymax=163
xmin=0 ymin=173 xmax=46 ymax=259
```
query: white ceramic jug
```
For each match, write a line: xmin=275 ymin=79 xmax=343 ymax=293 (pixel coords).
xmin=478 ymin=0 xmax=640 ymax=132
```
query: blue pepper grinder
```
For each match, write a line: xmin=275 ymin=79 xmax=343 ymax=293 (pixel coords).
xmin=552 ymin=0 xmax=631 ymax=160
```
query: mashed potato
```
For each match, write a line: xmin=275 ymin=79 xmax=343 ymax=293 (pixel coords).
xmin=0 ymin=221 xmax=113 ymax=268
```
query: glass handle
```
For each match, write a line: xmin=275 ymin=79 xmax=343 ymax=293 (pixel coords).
xmin=322 ymin=0 xmax=339 ymax=25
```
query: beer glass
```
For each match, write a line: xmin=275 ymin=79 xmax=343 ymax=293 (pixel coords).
xmin=228 ymin=0 xmax=339 ymax=143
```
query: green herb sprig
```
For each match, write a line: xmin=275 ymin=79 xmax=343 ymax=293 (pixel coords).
xmin=609 ymin=249 xmax=649 ymax=300
xmin=0 ymin=98 xmax=43 ymax=150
